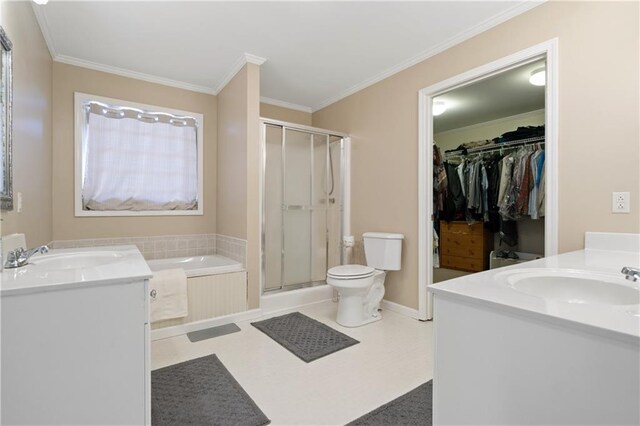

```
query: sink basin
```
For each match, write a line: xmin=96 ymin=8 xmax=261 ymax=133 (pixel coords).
xmin=29 ymin=252 xmax=124 ymax=270
xmin=500 ymin=269 xmax=640 ymax=306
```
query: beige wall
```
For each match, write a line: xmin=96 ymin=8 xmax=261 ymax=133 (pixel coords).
xmin=260 ymin=102 xmax=312 ymax=126
xmin=246 ymin=64 xmax=261 ymax=310
xmin=217 ymin=66 xmax=249 ymax=239
xmin=0 ymin=2 xmax=52 ymax=247
xmin=51 ymin=63 xmax=217 ymax=240
xmin=313 ymin=1 xmax=640 ymax=309
xmin=217 ymin=63 xmax=262 ymax=309
xmin=434 ymin=109 xmax=545 ymax=152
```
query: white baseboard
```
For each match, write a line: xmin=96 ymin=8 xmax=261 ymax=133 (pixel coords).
xmin=381 ymin=299 xmax=420 ymax=320
xmin=150 ymin=308 xmax=263 ymax=341
xmin=151 ymin=292 xmax=418 ymax=341
xmin=261 ymin=285 xmax=334 ymax=314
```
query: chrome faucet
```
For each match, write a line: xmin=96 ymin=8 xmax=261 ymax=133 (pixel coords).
xmin=621 ymin=266 xmax=640 ymax=282
xmin=4 ymin=245 xmax=49 ymax=269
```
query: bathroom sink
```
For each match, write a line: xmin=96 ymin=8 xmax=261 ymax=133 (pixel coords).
xmin=500 ymin=269 xmax=640 ymax=306
xmin=29 ymin=252 xmax=124 ymax=270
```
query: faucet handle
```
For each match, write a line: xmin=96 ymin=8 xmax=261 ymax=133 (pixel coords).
xmin=7 ymin=247 xmax=24 ymax=260
xmin=621 ymin=266 xmax=640 ymax=282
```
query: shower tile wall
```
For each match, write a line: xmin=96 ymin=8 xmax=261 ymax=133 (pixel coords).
xmin=51 ymin=233 xmax=246 ymax=265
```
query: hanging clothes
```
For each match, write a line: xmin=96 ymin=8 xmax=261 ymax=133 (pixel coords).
xmin=437 ymin=143 xmax=545 ymax=224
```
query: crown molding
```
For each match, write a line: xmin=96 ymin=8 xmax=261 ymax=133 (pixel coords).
xmin=32 ymin=4 xmax=266 ymax=96
xmin=54 ymin=55 xmax=217 ymax=95
xmin=245 ymin=53 xmax=267 ymax=66
xmin=260 ymin=97 xmax=312 ymax=114
xmin=31 ymin=3 xmax=57 ymax=58
xmin=311 ymin=0 xmax=545 ymax=112
xmin=214 ymin=53 xmax=267 ymax=94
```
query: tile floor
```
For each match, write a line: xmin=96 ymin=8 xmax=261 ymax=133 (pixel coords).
xmin=152 ymin=300 xmax=433 ymax=425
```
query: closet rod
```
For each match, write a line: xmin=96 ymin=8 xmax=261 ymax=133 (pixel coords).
xmin=444 ymin=136 xmax=545 ymax=158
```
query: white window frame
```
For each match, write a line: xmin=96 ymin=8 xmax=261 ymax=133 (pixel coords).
xmin=74 ymin=92 xmax=204 ymax=217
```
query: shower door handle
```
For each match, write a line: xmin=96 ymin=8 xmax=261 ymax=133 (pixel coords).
xmin=281 ymin=204 xmax=328 ymax=211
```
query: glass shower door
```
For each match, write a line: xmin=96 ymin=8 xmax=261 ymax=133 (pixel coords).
xmin=282 ymin=130 xmax=328 ymax=286
xmin=263 ymin=124 xmax=337 ymax=292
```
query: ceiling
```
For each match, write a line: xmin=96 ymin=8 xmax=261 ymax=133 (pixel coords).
xmin=34 ymin=1 xmax=542 ymax=112
xmin=434 ymin=59 xmax=546 ymax=133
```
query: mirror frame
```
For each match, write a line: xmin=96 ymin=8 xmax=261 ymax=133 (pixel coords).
xmin=0 ymin=26 xmax=12 ymax=211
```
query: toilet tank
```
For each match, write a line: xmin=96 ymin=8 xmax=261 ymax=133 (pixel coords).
xmin=363 ymin=232 xmax=404 ymax=271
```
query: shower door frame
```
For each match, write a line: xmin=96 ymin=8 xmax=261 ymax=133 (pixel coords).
xmin=259 ymin=118 xmax=350 ymax=294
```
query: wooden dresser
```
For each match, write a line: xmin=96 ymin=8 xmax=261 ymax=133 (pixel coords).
xmin=439 ymin=221 xmax=493 ymax=272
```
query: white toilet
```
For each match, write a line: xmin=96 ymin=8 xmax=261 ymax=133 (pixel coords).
xmin=326 ymin=232 xmax=404 ymax=327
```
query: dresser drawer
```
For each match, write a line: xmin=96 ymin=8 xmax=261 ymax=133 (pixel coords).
xmin=441 ymin=255 xmax=484 ymax=272
xmin=440 ymin=221 xmax=484 ymax=236
xmin=441 ymin=233 xmax=484 ymax=258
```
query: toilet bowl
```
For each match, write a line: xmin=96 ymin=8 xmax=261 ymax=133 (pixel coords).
xmin=327 ymin=232 xmax=403 ymax=327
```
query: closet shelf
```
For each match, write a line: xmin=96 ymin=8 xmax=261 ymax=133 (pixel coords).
xmin=444 ymin=136 xmax=545 ymax=158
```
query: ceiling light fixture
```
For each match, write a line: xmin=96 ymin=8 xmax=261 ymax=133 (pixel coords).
xmin=433 ymin=101 xmax=447 ymax=116
xmin=529 ymin=67 xmax=546 ymax=86
xmin=33 ymin=0 xmax=49 ymax=4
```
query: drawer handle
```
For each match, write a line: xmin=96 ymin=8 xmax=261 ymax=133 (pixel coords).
xmin=150 ymin=289 xmax=157 ymax=299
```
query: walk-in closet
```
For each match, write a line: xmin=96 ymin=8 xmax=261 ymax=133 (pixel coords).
xmin=432 ymin=59 xmax=547 ymax=282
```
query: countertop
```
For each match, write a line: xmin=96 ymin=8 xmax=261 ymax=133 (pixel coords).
xmin=430 ymin=241 xmax=640 ymax=343
xmin=0 ymin=245 xmax=152 ymax=297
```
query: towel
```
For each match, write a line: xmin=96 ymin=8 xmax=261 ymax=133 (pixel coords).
xmin=150 ymin=269 xmax=188 ymax=323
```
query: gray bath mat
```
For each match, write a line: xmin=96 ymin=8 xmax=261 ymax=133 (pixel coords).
xmin=187 ymin=323 xmax=241 ymax=342
xmin=347 ymin=381 xmax=433 ymax=426
xmin=151 ymin=354 xmax=270 ymax=426
xmin=251 ymin=312 xmax=359 ymax=363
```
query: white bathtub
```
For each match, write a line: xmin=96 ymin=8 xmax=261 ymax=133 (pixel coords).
xmin=146 ymin=255 xmax=247 ymax=335
xmin=146 ymin=255 xmax=243 ymax=278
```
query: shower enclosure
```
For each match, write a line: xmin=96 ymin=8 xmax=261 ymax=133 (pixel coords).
xmin=261 ymin=119 xmax=348 ymax=293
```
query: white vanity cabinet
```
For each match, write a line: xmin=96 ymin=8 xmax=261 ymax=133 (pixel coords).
xmin=429 ymin=233 xmax=640 ymax=425
xmin=0 ymin=246 xmax=152 ymax=425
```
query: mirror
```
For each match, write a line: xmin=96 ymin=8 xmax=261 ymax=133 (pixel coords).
xmin=0 ymin=26 xmax=12 ymax=210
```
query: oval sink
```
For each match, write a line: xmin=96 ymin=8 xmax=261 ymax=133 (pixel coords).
xmin=501 ymin=269 xmax=640 ymax=306
xmin=30 ymin=252 xmax=124 ymax=270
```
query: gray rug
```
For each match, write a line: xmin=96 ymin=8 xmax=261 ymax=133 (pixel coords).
xmin=347 ymin=381 xmax=433 ymax=426
xmin=187 ymin=323 xmax=241 ymax=342
xmin=151 ymin=354 xmax=270 ymax=426
xmin=251 ymin=312 xmax=359 ymax=363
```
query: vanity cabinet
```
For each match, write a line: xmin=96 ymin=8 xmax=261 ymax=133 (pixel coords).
xmin=1 ymin=264 xmax=151 ymax=425
xmin=439 ymin=221 xmax=493 ymax=272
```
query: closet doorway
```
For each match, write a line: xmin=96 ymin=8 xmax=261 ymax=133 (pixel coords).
xmin=417 ymin=41 xmax=559 ymax=320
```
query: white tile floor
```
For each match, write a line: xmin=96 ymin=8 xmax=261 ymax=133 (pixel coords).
xmin=152 ymin=301 xmax=434 ymax=426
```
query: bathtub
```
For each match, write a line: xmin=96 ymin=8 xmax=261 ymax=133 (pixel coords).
xmin=146 ymin=255 xmax=247 ymax=335
xmin=147 ymin=255 xmax=243 ymax=278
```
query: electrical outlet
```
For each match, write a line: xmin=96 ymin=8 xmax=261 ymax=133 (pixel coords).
xmin=612 ymin=192 xmax=630 ymax=213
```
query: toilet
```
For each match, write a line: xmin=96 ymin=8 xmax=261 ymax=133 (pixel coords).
xmin=327 ymin=232 xmax=404 ymax=327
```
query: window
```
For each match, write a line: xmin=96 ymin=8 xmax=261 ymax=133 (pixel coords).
xmin=74 ymin=93 xmax=204 ymax=216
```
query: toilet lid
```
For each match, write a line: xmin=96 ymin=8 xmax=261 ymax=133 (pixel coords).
xmin=327 ymin=264 xmax=375 ymax=279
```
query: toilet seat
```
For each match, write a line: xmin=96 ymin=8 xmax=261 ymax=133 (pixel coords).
xmin=327 ymin=264 xmax=375 ymax=280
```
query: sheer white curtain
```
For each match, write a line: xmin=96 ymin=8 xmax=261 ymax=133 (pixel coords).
xmin=82 ymin=112 xmax=198 ymax=211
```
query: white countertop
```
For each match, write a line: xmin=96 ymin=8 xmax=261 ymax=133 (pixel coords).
xmin=0 ymin=246 xmax=152 ymax=297
xmin=430 ymin=247 xmax=640 ymax=343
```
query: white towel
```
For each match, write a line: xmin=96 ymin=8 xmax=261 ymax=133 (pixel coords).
xmin=150 ymin=269 xmax=188 ymax=323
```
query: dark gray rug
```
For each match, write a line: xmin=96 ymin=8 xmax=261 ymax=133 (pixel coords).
xmin=347 ymin=381 xmax=433 ymax=426
xmin=187 ymin=323 xmax=241 ymax=342
xmin=151 ymin=354 xmax=270 ymax=426
xmin=251 ymin=312 xmax=359 ymax=363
